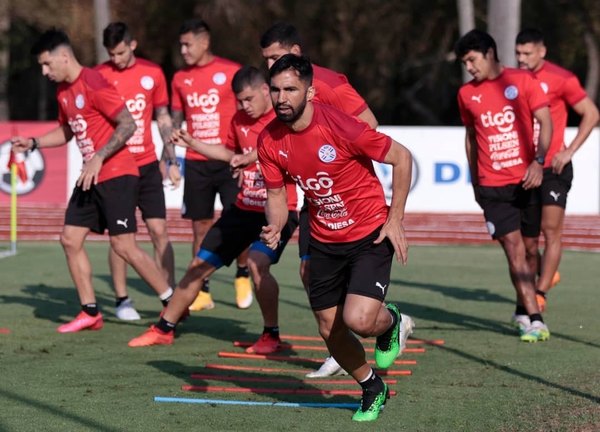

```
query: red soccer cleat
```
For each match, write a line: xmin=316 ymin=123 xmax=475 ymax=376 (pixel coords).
xmin=245 ymin=332 xmax=283 ymax=354
xmin=128 ymin=325 xmax=174 ymax=347
xmin=57 ymin=311 xmax=104 ymax=333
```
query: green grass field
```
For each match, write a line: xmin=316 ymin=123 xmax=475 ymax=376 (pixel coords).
xmin=0 ymin=242 xmax=598 ymax=432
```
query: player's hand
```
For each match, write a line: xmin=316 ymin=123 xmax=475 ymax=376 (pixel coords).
xmin=10 ymin=136 xmax=32 ymax=153
xmin=522 ymin=162 xmax=543 ymax=189
xmin=374 ymin=218 xmax=408 ymax=265
xmin=260 ymin=224 xmax=281 ymax=250
xmin=551 ymin=149 xmax=572 ymax=175
xmin=167 ymin=163 xmax=182 ymax=189
xmin=77 ymin=154 xmax=103 ymax=191
xmin=230 ymin=153 xmax=251 ymax=180
xmin=171 ymin=129 xmax=191 ymax=147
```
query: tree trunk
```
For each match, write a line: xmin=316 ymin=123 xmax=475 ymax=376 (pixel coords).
xmin=457 ymin=0 xmax=475 ymax=83
xmin=94 ymin=0 xmax=111 ymax=64
xmin=0 ymin=0 xmax=10 ymax=120
xmin=583 ymin=31 xmax=599 ymax=101
xmin=487 ymin=0 xmax=521 ymax=67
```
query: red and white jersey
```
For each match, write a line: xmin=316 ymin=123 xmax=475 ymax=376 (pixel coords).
xmin=57 ymin=67 xmax=138 ymax=183
xmin=313 ymin=64 xmax=368 ymax=118
xmin=258 ymin=103 xmax=391 ymax=243
xmin=171 ymin=56 xmax=240 ymax=161
xmin=226 ymin=109 xmax=297 ymax=212
xmin=457 ymin=67 xmax=549 ymax=187
xmin=533 ymin=61 xmax=588 ymax=167
xmin=95 ymin=58 xmax=169 ymax=166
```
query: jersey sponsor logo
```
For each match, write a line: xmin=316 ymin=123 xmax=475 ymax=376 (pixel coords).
xmin=213 ymin=72 xmax=226 ymax=85
xmin=480 ymin=106 xmax=516 ymax=133
xmin=318 ymin=144 xmax=336 ymax=163
xmin=471 ymin=94 xmax=482 ymax=103
xmin=504 ymin=85 xmax=518 ymax=100
xmin=75 ymin=94 xmax=85 ymax=109
xmin=68 ymin=114 xmax=95 ymax=161
xmin=293 ymin=171 xmax=334 ymax=198
xmin=184 ymin=78 xmax=194 ymax=86
xmin=240 ymin=127 xmax=250 ymax=137
xmin=125 ymin=94 xmax=147 ymax=120
xmin=540 ymin=82 xmax=549 ymax=94
xmin=140 ymin=75 xmax=154 ymax=90
xmin=186 ymin=88 xmax=220 ymax=113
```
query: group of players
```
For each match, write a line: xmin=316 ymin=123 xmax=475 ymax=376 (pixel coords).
xmin=9 ymin=19 xmax=597 ymax=422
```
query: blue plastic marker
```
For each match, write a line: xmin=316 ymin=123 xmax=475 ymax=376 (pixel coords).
xmin=154 ymin=396 xmax=359 ymax=409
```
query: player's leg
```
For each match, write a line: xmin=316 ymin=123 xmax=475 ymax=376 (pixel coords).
xmin=297 ymin=201 xmax=310 ymax=291
xmin=108 ymin=246 xmax=140 ymax=320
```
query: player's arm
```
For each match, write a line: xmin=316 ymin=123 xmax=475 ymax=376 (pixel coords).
xmin=523 ymin=106 xmax=552 ymax=189
xmin=230 ymin=149 xmax=257 ymax=176
xmin=261 ymin=186 xmax=289 ymax=250
xmin=172 ymin=110 xmax=184 ymax=129
xmin=78 ymin=107 xmax=135 ymax=190
xmin=357 ymin=107 xmax=378 ymax=129
xmin=11 ymin=124 xmax=73 ymax=152
xmin=375 ymin=139 xmax=412 ymax=265
xmin=553 ymin=96 xmax=600 ymax=174
xmin=172 ymin=128 xmax=234 ymax=162
xmin=464 ymin=126 xmax=479 ymax=185
xmin=155 ymin=105 xmax=181 ymax=187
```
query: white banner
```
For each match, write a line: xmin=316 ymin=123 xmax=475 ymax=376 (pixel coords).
xmin=67 ymin=125 xmax=600 ymax=215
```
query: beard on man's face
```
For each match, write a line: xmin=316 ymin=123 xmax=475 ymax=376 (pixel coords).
xmin=275 ymin=98 xmax=307 ymax=124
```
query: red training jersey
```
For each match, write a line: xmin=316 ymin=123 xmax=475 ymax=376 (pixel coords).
xmin=96 ymin=58 xmax=169 ymax=167
xmin=171 ymin=57 xmax=240 ymax=161
xmin=312 ymin=63 xmax=368 ymax=118
xmin=457 ymin=67 xmax=549 ymax=187
xmin=226 ymin=109 xmax=297 ymax=212
xmin=258 ymin=103 xmax=391 ymax=243
xmin=532 ymin=60 xmax=588 ymax=168
xmin=57 ymin=67 xmax=138 ymax=183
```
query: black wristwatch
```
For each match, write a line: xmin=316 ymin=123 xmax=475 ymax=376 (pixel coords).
xmin=534 ymin=155 xmax=545 ymax=165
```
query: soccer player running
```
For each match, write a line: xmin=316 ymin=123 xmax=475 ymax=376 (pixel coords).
xmin=11 ymin=29 xmax=173 ymax=332
xmin=258 ymin=54 xmax=414 ymax=422
xmin=515 ymin=28 xmax=600 ymax=311
xmin=171 ymin=18 xmax=252 ymax=311
xmin=455 ymin=30 xmax=552 ymax=342
xmin=260 ymin=21 xmax=378 ymax=377
xmin=96 ymin=22 xmax=180 ymax=320
xmin=128 ymin=66 xmax=299 ymax=350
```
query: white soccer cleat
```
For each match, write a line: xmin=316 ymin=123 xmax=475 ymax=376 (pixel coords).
xmin=305 ymin=356 xmax=348 ymax=378
xmin=399 ymin=313 xmax=415 ymax=354
xmin=115 ymin=299 xmax=141 ymax=321
xmin=511 ymin=314 xmax=530 ymax=336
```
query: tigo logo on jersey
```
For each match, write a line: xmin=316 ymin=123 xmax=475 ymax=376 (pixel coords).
xmin=126 ymin=94 xmax=147 ymax=120
xmin=318 ymin=144 xmax=336 ymax=163
xmin=75 ymin=94 xmax=85 ymax=109
xmin=186 ymin=88 xmax=220 ymax=113
xmin=293 ymin=172 xmax=334 ymax=198
xmin=140 ymin=76 xmax=155 ymax=90
xmin=480 ymin=106 xmax=515 ymax=133
xmin=504 ymin=85 xmax=518 ymax=100
xmin=213 ymin=72 xmax=226 ymax=85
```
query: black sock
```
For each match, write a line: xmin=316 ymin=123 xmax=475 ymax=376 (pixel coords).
xmin=264 ymin=326 xmax=279 ymax=338
xmin=236 ymin=266 xmax=249 ymax=278
xmin=201 ymin=279 xmax=210 ymax=293
xmin=536 ymin=290 xmax=547 ymax=298
xmin=161 ymin=298 xmax=170 ymax=307
xmin=515 ymin=305 xmax=527 ymax=316
xmin=82 ymin=303 xmax=99 ymax=316
xmin=359 ymin=370 xmax=385 ymax=393
xmin=156 ymin=317 xmax=176 ymax=333
xmin=376 ymin=308 xmax=399 ymax=349
xmin=115 ymin=296 xmax=128 ymax=307
xmin=529 ymin=313 xmax=543 ymax=323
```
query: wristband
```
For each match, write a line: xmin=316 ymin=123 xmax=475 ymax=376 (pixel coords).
xmin=30 ymin=137 xmax=39 ymax=151
xmin=170 ymin=159 xmax=181 ymax=167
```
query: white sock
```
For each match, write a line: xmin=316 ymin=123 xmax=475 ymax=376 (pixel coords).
xmin=159 ymin=287 xmax=174 ymax=301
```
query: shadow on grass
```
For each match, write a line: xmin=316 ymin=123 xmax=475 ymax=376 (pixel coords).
xmin=391 ymin=278 xmax=514 ymax=304
xmin=434 ymin=343 xmax=600 ymax=404
xmin=0 ymin=387 xmax=120 ymax=432
xmin=147 ymin=359 xmax=359 ymax=411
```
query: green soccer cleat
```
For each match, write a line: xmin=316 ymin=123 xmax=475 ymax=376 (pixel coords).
xmin=520 ymin=321 xmax=550 ymax=343
xmin=352 ymin=383 xmax=390 ymax=422
xmin=375 ymin=304 xmax=414 ymax=369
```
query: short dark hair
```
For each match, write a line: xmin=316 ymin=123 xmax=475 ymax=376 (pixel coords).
xmin=179 ymin=18 xmax=210 ymax=36
xmin=516 ymin=28 xmax=545 ymax=45
xmin=269 ymin=54 xmax=313 ymax=86
xmin=454 ymin=29 xmax=499 ymax=62
xmin=103 ymin=22 xmax=132 ymax=49
xmin=31 ymin=28 xmax=71 ymax=56
xmin=232 ymin=66 xmax=266 ymax=94
xmin=260 ymin=22 xmax=303 ymax=49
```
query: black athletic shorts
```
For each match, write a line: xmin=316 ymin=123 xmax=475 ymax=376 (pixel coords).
xmin=540 ymin=162 xmax=573 ymax=208
xmin=137 ymin=160 xmax=166 ymax=220
xmin=298 ymin=199 xmax=310 ymax=260
xmin=196 ymin=205 xmax=298 ymax=268
xmin=308 ymin=225 xmax=394 ymax=311
xmin=65 ymin=175 xmax=138 ymax=236
xmin=182 ymin=159 xmax=240 ymax=220
xmin=476 ymin=183 xmax=541 ymax=239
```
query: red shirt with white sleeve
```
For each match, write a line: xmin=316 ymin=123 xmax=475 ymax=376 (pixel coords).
xmin=95 ymin=58 xmax=169 ymax=167
xmin=457 ymin=67 xmax=549 ymax=187
xmin=57 ymin=67 xmax=138 ymax=183
xmin=258 ymin=103 xmax=391 ymax=243
xmin=171 ymin=57 xmax=240 ymax=161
